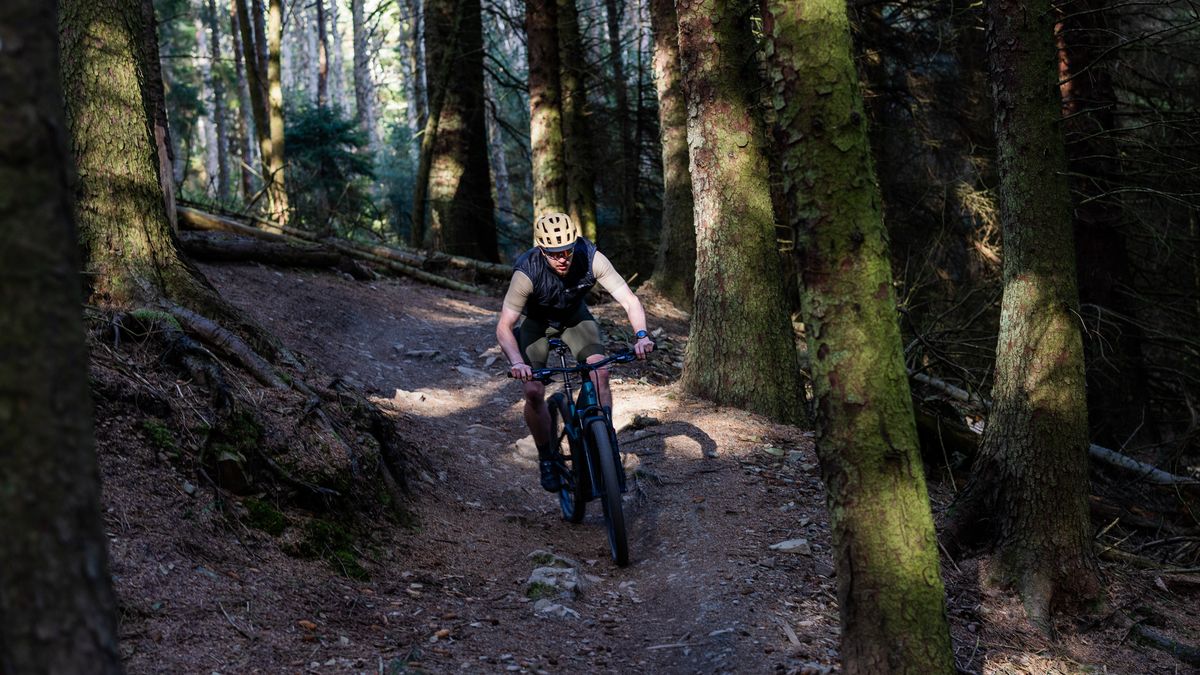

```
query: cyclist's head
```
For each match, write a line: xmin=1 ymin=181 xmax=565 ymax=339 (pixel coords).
xmin=533 ymin=212 xmax=579 ymax=253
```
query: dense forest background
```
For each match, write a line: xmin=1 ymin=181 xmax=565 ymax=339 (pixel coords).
xmin=3 ymin=0 xmax=1200 ymax=671
xmin=158 ymin=0 xmax=1200 ymax=450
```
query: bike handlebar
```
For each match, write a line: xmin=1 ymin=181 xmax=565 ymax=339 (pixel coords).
xmin=506 ymin=350 xmax=638 ymax=381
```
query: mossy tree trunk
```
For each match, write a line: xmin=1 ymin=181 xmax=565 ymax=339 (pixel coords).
xmin=948 ymin=0 xmax=1102 ymax=627
xmin=423 ymin=0 xmax=498 ymax=261
xmin=0 ymin=2 xmax=123 ymax=671
xmin=527 ymin=0 xmax=567 ymax=216
xmin=675 ymin=0 xmax=802 ymax=425
xmin=62 ymin=0 xmax=280 ymax=362
xmin=558 ymin=0 xmax=599 ymax=243
xmin=646 ymin=0 xmax=695 ymax=311
xmin=762 ymin=0 xmax=955 ymax=670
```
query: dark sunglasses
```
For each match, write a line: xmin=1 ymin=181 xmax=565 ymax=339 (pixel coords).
xmin=541 ymin=248 xmax=574 ymax=262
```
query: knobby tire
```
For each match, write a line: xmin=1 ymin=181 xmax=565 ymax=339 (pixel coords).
xmin=588 ymin=419 xmax=628 ymax=566
xmin=549 ymin=393 xmax=586 ymax=523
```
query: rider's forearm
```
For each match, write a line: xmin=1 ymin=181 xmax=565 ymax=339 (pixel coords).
xmin=496 ymin=325 xmax=525 ymax=365
xmin=620 ymin=295 xmax=648 ymax=334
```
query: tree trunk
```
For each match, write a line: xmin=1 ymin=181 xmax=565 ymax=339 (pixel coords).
xmin=207 ymin=0 xmax=231 ymax=200
xmin=265 ymin=0 xmax=288 ymax=222
xmin=604 ymin=0 xmax=636 ymax=256
xmin=675 ymin=0 xmax=802 ymax=425
xmin=646 ymin=0 xmax=694 ymax=310
xmin=1056 ymin=0 xmax=1150 ymax=448
xmin=141 ymin=0 xmax=178 ymax=231
xmin=947 ymin=0 xmax=1102 ymax=627
xmin=329 ymin=0 xmax=348 ymax=111
xmin=762 ymin=0 xmax=955 ymax=670
xmin=63 ymin=0 xmax=281 ymax=368
xmin=230 ymin=0 xmax=257 ymax=200
xmin=317 ymin=0 xmax=329 ymax=107
xmin=352 ymin=0 xmax=380 ymax=155
xmin=527 ymin=0 xmax=567 ymax=217
xmin=421 ymin=0 xmax=498 ymax=260
xmin=196 ymin=11 xmax=219 ymax=195
xmin=0 ymin=4 xmax=123 ymax=672
xmin=485 ymin=77 xmax=515 ymax=241
xmin=235 ymin=0 xmax=273 ymax=202
xmin=558 ymin=0 xmax=599 ymax=242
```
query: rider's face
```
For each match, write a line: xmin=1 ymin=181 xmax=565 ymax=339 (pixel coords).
xmin=541 ymin=247 xmax=573 ymax=276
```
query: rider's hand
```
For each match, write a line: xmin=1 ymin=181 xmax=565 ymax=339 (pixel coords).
xmin=634 ymin=337 xmax=655 ymax=359
xmin=510 ymin=362 xmax=533 ymax=381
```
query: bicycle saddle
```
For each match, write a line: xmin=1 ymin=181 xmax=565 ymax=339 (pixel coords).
xmin=548 ymin=338 xmax=567 ymax=350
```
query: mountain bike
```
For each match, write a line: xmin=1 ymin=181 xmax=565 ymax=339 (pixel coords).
xmin=523 ymin=338 xmax=635 ymax=566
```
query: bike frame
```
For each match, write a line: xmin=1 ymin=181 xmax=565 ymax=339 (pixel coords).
xmin=542 ymin=342 xmax=631 ymax=497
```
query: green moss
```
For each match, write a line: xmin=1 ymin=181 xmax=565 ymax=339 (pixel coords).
xmin=129 ymin=309 xmax=181 ymax=331
xmin=296 ymin=518 xmax=370 ymax=580
xmin=140 ymin=418 xmax=177 ymax=452
xmin=243 ymin=498 xmax=287 ymax=535
xmin=525 ymin=581 xmax=557 ymax=600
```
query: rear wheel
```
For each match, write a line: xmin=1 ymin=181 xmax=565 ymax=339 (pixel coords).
xmin=549 ymin=393 xmax=586 ymax=523
xmin=588 ymin=419 xmax=628 ymax=566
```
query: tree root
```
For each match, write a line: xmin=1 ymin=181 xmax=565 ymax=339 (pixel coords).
xmin=115 ymin=310 xmax=232 ymax=409
xmin=1128 ymin=622 xmax=1200 ymax=667
xmin=166 ymin=304 xmax=287 ymax=389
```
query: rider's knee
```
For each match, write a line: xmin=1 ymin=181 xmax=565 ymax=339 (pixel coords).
xmin=522 ymin=381 xmax=545 ymax=403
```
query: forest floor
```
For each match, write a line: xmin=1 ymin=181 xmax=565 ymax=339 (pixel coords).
xmin=91 ymin=259 xmax=1199 ymax=674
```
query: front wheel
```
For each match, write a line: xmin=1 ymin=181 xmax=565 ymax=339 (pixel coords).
xmin=588 ymin=419 xmax=629 ymax=566
xmin=549 ymin=393 xmax=586 ymax=523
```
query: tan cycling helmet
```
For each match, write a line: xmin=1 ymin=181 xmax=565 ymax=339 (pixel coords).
xmin=533 ymin=212 xmax=579 ymax=252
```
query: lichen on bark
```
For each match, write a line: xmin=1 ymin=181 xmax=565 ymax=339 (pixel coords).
xmin=675 ymin=0 xmax=803 ymax=425
xmin=761 ymin=0 xmax=955 ymax=670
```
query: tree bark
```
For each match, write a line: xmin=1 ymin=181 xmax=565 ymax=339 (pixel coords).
xmin=207 ymin=0 xmax=231 ymax=200
xmin=352 ymin=0 xmax=380 ymax=155
xmin=0 ymin=4 xmax=124 ymax=672
xmin=675 ymin=0 xmax=802 ymax=425
xmin=947 ymin=0 xmax=1102 ymax=627
xmin=235 ymin=0 xmax=273 ymax=202
xmin=421 ymin=0 xmax=498 ymax=260
xmin=329 ymin=0 xmax=348 ymax=111
xmin=762 ymin=0 xmax=955 ymax=670
xmin=265 ymin=0 xmax=289 ymax=222
xmin=558 ymin=0 xmax=599 ymax=242
xmin=230 ymin=0 xmax=257 ymax=200
xmin=317 ymin=0 xmax=329 ymax=107
xmin=140 ymin=0 xmax=178 ymax=231
xmin=63 ymin=0 xmax=282 ymax=367
xmin=646 ymin=0 xmax=694 ymax=310
xmin=527 ymin=0 xmax=567 ymax=215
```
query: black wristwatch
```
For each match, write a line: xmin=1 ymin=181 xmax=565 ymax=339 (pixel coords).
xmin=634 ymin=329 xmax=649 ymax=339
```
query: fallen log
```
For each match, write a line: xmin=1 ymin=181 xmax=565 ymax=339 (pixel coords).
xmin=179 ymin=206 xmax=292 ymax=243
xmin=178 ymin=205 xmax=488 ymax=293
xmin=335 ymin=245 xmax=488 ymax=296
xmin=240 ymin=211 xmax=512 ymax=281
xmin=911 ymin=370 xmax=1198 ymax=486
xmin=179 ymin=231 xmax=341 ymax=266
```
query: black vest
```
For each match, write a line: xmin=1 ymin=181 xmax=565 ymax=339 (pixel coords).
xmin=514 ymin=238 xmax=598 ymax=323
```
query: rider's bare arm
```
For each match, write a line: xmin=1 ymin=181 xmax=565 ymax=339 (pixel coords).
xmin=497 ymin=273 xmax=534 ymax=380
xmin=593 ymin=253 xmax=655 ymax=358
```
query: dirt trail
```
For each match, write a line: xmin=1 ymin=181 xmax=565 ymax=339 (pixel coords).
xmin=195 ymin=262 xmax=840 ymax=672
xmin=100 ymin=261 xmax=1195 ymax=674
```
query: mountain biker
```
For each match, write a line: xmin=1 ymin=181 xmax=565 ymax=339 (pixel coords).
xmin=496 ymin=212 xmax=655 ymax=492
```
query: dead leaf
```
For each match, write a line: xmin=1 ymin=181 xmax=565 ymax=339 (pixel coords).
xmin=298 ymin=620 xmax=317 ymax=631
